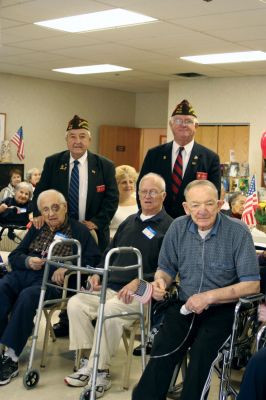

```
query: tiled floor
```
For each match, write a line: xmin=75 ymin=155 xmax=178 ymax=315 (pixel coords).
xmin=1 ymin=312 xmax=243 ymax=400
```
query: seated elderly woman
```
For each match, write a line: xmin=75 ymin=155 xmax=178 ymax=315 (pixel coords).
xmin=0 ymin=168 xmax=22 ymax=202
xmin=26 ymin=168 xmax=41 ymax=192
xmin=223 ymin=192 xmax=246 ymax=219
xmin=109 ymin=165 xmax=138 ymax=239
xmin=0 ymin=182 xmax=33 ymax=227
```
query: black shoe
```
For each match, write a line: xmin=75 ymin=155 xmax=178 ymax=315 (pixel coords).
xmin=0 ymin=355 xmax=19 ymax=385
xmin=52 ymin=322 xmax=69 ymax=338
xmin=133 ymin=342 xmax=152 ymax=356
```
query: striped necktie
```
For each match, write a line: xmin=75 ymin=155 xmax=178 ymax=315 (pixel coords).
xmin=172 ymin=147 xmax=184 ymax=198
xmin=69 ymin=159 xmax=79 ymax=219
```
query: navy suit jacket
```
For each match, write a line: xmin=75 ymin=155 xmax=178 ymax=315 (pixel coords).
xmin=137 ymin=141 xmax=221 ymax=219
xmin=33 ymin=150 xmax=119 ymax=251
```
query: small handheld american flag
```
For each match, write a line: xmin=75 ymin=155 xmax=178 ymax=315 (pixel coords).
xmin=132 ymin=279 xmax=153 ymax=304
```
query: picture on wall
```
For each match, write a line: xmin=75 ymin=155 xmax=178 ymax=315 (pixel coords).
xmin=0 ymin=113 xmax=6 ymax=143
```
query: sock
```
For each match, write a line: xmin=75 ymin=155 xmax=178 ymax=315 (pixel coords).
xmin=5 ymin=347 xmax=18 ymax=362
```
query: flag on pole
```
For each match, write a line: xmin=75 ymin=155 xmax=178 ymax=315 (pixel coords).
xmin=241 ymin=175 xmax=258 ymax=226
xmin=10 ymin=126 xmax=25 ymax=160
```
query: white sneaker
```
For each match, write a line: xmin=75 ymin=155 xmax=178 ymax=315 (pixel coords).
xmin=64 ymin=358 xmax=92 ymax=387
xmin=84 ymin=371 xmax=112 ymax=399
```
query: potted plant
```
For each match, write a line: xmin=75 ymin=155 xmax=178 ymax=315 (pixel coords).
xmin=255 ymin=202 xmax=266 ymax=233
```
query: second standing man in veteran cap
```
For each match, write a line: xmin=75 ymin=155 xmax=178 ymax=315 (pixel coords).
xmin=137 ymin=100 xmax=221 ymax=219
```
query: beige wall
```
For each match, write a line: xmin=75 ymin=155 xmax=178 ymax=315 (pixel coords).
xmin=0 ymin=72 xmax=136 ymax=172
xmin=135 ymin=92 xmax=168 ymax=128
xmin=168 ymin=76 xmax=266 ymax=183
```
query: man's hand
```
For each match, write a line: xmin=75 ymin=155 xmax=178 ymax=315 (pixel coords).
xmin=32 ymin=216 xmax=45 ymax=229
xmin=185 ymin=292 xmax=210 ymax=314
xmin=118 ymin=278 xmax=140 ymax=304
xmin=258 ymin=303 xmax=266 ymax=322
xmin=28 ymin=257 xmax=46 ymax=270
xmin=151 ymin=278 xmax=167 ymax=301
xmin=88 ymin=274 xmax=101 ymax=291
xmin=51 ymin=267 xmax=67 ymax=286
xmin=82 ymin=220 xmax=98 ymax=231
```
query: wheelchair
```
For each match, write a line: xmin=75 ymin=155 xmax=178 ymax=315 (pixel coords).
xmin=0 ymin=224 xmax=27 ymax=251
xmin=167 ymin=293 xmax=265 ymax=400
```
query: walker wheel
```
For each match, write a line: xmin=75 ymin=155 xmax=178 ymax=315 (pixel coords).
xmin=23 ymin=369 xmax=40 ymax=389
xmin=80 ymin=387 xmax=92 ymax=400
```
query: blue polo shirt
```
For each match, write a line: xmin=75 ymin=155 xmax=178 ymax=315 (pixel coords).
xmin=158 ymin=213 xmax=260 ymax=302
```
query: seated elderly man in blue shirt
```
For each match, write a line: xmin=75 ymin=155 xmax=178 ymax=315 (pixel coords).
xmin=132 ymin=179 xmax=260 ymax=400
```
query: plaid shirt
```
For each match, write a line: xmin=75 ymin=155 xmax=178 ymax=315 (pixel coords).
xmin=28 ymin=218 xmax=72 ymax=258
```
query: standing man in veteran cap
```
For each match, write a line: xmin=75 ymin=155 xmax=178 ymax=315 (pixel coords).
xmin=32 ymin=115 xmax=119 ymax=336
xmin=33 ymin=115 xmax=119 ymax=252
xmin=137 ymin=100 xmax=221 ymax=219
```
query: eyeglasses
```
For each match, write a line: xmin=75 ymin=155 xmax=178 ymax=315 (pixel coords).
xmin=138 ymin=190 xmax=163 ymax=198
xmin=171 ymin=118 xmax=195 ymax=126
xmin=41 ymin=203 xmax=64 ymax=215
xmin=188 ymin=201 xmax=218 ymax=210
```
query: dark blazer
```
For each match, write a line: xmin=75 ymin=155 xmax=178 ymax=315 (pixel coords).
xmin=33 ymin=150 xmax=119 ymax=251
xmin=137 ymin=141 xmax=221 ymax=219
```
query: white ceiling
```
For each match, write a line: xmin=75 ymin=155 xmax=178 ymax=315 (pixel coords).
xmin=1 ymin=0 xmax=266 ymax=93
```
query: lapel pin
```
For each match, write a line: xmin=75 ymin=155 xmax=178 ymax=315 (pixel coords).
xmin=163 ymin=156 xmax=167 ymax=159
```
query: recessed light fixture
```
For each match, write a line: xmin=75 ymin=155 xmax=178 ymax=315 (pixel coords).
xmin=53 ymin=64 xmax=132 ymax=75
xmin=181 ymin=51 xmax=266 ymax=64
xmin=35 ymin=8 xmax=157 ymax=33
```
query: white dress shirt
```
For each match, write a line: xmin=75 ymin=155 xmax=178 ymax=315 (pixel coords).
xmin=171 ymin=140 xmax=194 ymax=177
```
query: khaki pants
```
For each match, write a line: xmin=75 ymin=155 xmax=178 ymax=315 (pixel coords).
xmin=67 ymin=289 xmax=140 ymax=369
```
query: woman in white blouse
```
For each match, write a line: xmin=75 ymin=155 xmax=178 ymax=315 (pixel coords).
xmin=110 ymin=165 xmax=138 ymax=239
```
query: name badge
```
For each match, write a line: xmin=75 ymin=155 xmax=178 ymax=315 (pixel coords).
xmin=196 ymin=172 xmax=208 ymax=180
xmin=54 ymin=232 xmax=68 ymax=241
xmin=142 ymin=226 xmax=156 ymax=239
xmin=96 ymin=185 xmax=106 ymax=193
xmin=17 ymin=207 xmax=27 ymax=214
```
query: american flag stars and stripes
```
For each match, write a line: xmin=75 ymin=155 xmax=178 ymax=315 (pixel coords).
xmin=241 ymin=175 xmax=258 ymax=227
xmin=132 ymin=279 xmax=153 ymax=304
xmin=10 ymin=126 xmax=25 ymax=160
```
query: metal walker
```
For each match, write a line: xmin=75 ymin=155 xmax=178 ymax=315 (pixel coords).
xmin=22 ymin=241 xmax=147 ymax=398
xmin=23 ymin=238 xmax=87 ymax=389
xmin=79 ymin=246 xmax=147 ymax=400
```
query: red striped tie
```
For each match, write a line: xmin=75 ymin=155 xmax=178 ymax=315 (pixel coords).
xmin=172 ymin=147 xmax=184 ymax=198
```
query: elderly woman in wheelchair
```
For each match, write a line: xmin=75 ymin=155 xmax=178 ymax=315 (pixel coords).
xmin=0 ymin=181 xmax=33 ymax=227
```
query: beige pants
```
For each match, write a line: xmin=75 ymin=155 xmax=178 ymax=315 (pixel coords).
xmin=67 ymin=289 xmax=140 ymax=369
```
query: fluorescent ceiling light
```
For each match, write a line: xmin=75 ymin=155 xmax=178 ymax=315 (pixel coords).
xmin=180 ymin=51 xmax=266 ymax=64
xmin=53 ymin=64 xmax=132 ymax=75
xmin=35 ymin=8 xmax=157 ymax=33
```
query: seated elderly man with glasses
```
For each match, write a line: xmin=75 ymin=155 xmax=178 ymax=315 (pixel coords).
xmin=0 ymin=189 xmax=100 ymax=386
xmin=64 ymin=173 xmax=173 ymax=399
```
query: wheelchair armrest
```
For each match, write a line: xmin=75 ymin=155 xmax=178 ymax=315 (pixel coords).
xmin=239 ymin=293 xmax=265 ymax=304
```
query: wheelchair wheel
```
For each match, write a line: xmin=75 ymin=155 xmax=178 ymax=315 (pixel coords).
xmin=80 ymin=387 xmax=92 ymax=400
xmin=23 ymin=369 xmax=40 ymax=389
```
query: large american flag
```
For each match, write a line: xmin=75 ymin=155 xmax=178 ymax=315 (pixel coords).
xmin=241 ymin=175 xmax=258 ymax=226
xmin=10 ymin=126 xmax=25 ymax=160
